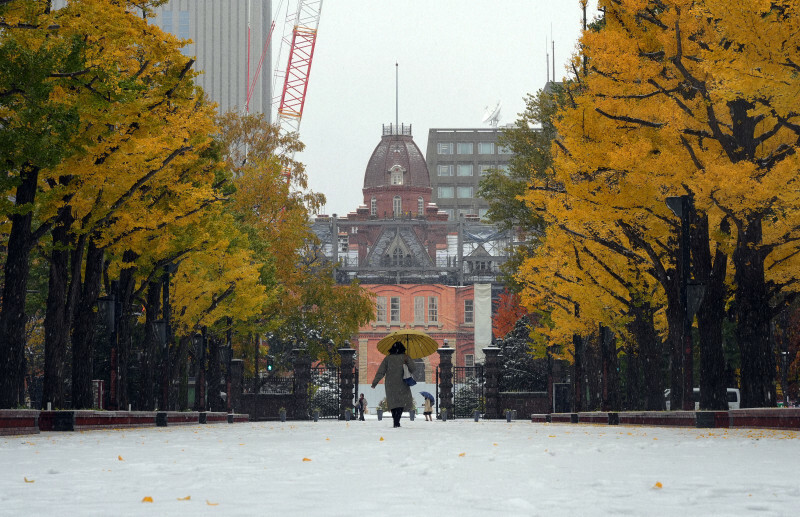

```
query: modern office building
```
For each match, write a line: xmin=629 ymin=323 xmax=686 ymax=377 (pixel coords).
xmin=425 ymin=127 xmax=513 ymax=220
xmin=149 ymin=0 xmax=273 ymax=117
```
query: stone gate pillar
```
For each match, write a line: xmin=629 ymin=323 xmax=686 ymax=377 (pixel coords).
xmin=483 ymin=347 xmax=501 ymax=419
xmin=438 ymin=345 xmax=455 ymax=417
xmin=292 ymin=348 xmax=311 ymax=420
xmin=338 ymin=347 xmax=356 ymax=420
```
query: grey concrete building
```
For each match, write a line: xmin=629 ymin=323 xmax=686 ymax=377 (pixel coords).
xmin=425 ymin=127 xmax=513 ymax=221
xmin=150 ymin=0 xmax=273 ymax=117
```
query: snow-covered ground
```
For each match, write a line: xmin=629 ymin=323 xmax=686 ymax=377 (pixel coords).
xmin=2 ymin=416 xmax=799 ymax=516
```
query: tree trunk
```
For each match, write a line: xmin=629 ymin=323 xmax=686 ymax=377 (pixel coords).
xmin=665 ymin=267 xmax=684 ymax=411
xmin=70 ymin=239 xmax=105 ymax=409
xmin=207 ymin=335 xmax=223 ymax=411
xmin=692 ymin=213 xmax=729 ymax=410
xmin=42 ymin=206 xmax=74 ymax=409
xmin=628 ymin=301 xmax=663 ymax=410
xmin=573 ymin=333 xmax=584 ymax=412
xmin=177 ymin=336 xmax=190 ymax=410
xmin=116 ymin=251 xmax=137 ymax=410
xmin=194 ymin=328 xmax=207 ymax=411
xmin=733 ymin=217 xmax=774 ymax=408
xmin=142 ymin=280 xmax=162 ymax=410
xmin=0 ymin=165 xmax=39 ymax=408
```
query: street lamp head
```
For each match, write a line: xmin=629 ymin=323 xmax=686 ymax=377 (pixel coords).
xmin=98 ymin=296 xmax=115 ymax=329
xmin=154 ymin=320 xmax=167 ymax=349
xmin=665 ymin=196 xmax=686 ymax=218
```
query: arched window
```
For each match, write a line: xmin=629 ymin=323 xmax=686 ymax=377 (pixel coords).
xmin=417 ymin=197 xmax=424 ymax=215
xmin=392 ymin=246 xmax=404 ymax=266
xmin=390 ymin=165 xmax=404 ymax=185
xmin=370 ymin=197 xmax=377 ymax=216
xmin=393 ymin=196 xmax=402 ymax=217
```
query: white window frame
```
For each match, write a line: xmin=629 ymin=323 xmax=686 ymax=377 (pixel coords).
xmin=428 ymin=296 xmax=438 ymax=323
xmin=438 ymin=186 xmax=455 ymax=199
xmin=457 ymin=142 xmax=474 ymax=154
xmin=376 ymin=297 xmax=387 ymax=323
xmin=438 ymin=142 xmax=454 ymax=155
xmin=414 ymin=296 xmax=425 ymax=324
xmin=390 ymin=297 xmax=401 ymax=323
xmin=457 ymin=164 xmax=473 ymax=176
xmin=464 ymin=299 xmax=474 ymax=324
xmin=437 ymin=164 xmax=454 ymax=176
xmin=478 ymin=142 xmax=495 ymax=155
xmin=370 ymin=197 xmax=377 ymax=215
xmin=393 ymin=196 xmax=402 ymax=217
xmin=457 ymin=186 xmax=474 ymax=198
xmin=391 ymin=166 xmax=403 ymax=185
xmin=417 ymin=197 xmax=424 ymax=215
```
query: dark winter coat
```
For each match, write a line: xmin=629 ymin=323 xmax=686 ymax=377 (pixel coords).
xmin=371 ymin=353 xmax=415 ymax=411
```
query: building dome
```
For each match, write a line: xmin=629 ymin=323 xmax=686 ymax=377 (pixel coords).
xmin=363 ymin=124 xmax=430 ymax=190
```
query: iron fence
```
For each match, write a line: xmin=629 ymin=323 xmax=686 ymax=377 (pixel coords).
xmin=244 ymin=374 xmax=294 ymax=395
xmin=310 ymin=366 xmax=341 ymax=419
xmin=453 ymin=365 xmax=485 ymax=418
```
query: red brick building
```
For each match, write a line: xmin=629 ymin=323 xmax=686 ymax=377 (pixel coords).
xmin=311 ymin=124 xmax=509 ymax=400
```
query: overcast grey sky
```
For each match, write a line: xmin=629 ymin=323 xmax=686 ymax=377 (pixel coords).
xmin=286 ymin=1 xmax=600 ymax=216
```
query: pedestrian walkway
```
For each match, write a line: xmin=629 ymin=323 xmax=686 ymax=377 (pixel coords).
xmin=2 ymin=420 xmax=798 ymax=515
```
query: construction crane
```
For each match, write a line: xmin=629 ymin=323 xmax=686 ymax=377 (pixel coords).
xmin=244 ymin=0 xmax=323 ymax=183
xmin=274 ymin=0 xmax=323 ymax=138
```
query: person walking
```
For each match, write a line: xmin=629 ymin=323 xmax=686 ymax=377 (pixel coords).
xmin=356 ymin=393 xmax=367 ymax=421
xmin=423 ymin=396 xmax=433 ymax=421
xmin=371 ymin=341 xmax=415 ymax=428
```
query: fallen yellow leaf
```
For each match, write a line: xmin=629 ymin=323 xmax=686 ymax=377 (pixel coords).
xmin=458 ymin=452 xmax=466 ymax=457
xmin=118 ymin=455 xmax=124 ymax=461
xmin=24 ymin=477 xmax=34 ymax=483
xmin=302 ymin=457 xmax=312 ymax=462
xmin=653 ymin=482 xmax=663 ymax=489
xmin=379 ymin=437 xmax=384 ymax=441
xmin=141 ymin=496 xmax=153 ymax=503
xmin=493 ymin=443 xmax=498 ymax=446
xmin=177 ymin=496 xmax=191 ymax=501
xmin=206 ymin=500 xmax=219 ymax=506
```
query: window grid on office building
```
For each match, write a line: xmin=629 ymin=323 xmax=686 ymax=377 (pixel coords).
xmin=457 ymin=142 xmax=473 ymax=154
xmin=478 ymin=142 xmax=495 ymax=154
xmin=438 ymin=142 xmax=453 ymax=155
xmin=457 ymin=164 xmax=473 ymax=176
xmin=438 ymin=164 xmax=454 ymax=176
xmin=457 ymin=186 xmax=474 ymax=198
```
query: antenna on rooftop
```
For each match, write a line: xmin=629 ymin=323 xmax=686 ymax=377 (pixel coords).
xmin=395 ymin=62 xmax=399 ymax=131
xmin=482 ymin=101 xmax=501 ymax=127
xmin=546 ymin=36 xmax=550 ymax=82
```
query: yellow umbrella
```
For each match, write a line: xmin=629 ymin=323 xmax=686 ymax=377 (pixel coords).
xmin=376 ymin=330 xmax=440 ymax=359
